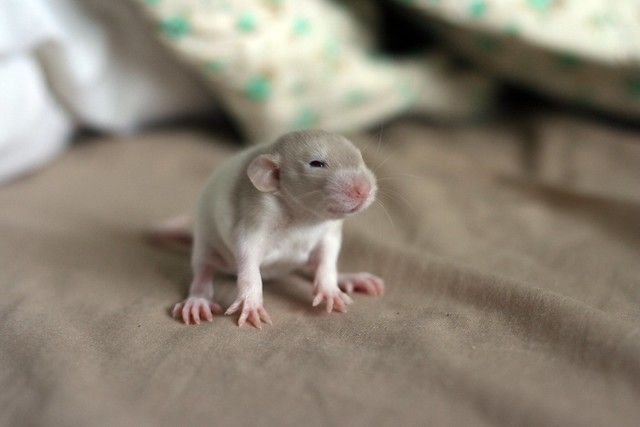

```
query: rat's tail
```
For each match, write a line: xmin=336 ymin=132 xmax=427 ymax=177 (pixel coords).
xmin=144 ymin=215 xmax=193 ymax=254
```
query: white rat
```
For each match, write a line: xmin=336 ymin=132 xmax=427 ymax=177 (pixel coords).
xmin=168 ymin=130 xmax=384 ymax=328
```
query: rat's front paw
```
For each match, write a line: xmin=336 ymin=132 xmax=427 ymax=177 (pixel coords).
xmin=225 ymin=296 xmax=272 ymax=329
xmin=172 ymin=296 xmax=223 ymax=325
xmin=312 ymin=286 xmax=353 ymax=313
xmin=338 ymin=272 xmax=384 ymax=296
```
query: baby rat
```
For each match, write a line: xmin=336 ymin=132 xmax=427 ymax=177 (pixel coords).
xmin=170 ymin=130 xmax=384 ymax=328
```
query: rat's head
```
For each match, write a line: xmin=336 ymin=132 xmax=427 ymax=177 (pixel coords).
xmin=247 ymin=130 xmax=377 ymax=220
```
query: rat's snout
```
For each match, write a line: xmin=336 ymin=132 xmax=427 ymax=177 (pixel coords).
xmin=347 ymin=179 xmax=372 ymax=203
xmin=327 ymin=169 xmax=376 ymax=216
xmin=342 ymin=173 xmax=376 ymax=211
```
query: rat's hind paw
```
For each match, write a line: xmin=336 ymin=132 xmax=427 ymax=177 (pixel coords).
xmin=338 ymin=273 xmax=385 ymax=296
xmin=312 ymin=288 xmax=353 ymax=313
xmin=225 ymin=297 xmax=272 ymax=329
xmin=172 ymin=296 xmax=222 ymax=325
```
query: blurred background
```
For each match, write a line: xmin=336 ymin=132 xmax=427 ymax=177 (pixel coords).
xmin=2 ymin=1 xmax=640 ymax=426
xmin=2 ymin=0 xmax=639 ymax=182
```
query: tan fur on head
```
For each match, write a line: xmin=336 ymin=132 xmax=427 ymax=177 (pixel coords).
xmin=258 ymin=130 xmax=377 ymax=221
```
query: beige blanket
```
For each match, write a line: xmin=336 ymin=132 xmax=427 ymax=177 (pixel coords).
xmin=1 ymin=116 xmax=639 ymax=426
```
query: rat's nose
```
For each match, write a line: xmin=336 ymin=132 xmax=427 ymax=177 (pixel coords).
xmin=348 ymin=180 xmax=371 ymax=202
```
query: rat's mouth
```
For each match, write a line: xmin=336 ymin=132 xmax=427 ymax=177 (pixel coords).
xmin=328 ymin=200 xmax=366 ymax=215
xmin=326 ymin=183 xmax=376 ymax=216
xmin=328 ymin=206 xmax=359 ymax=215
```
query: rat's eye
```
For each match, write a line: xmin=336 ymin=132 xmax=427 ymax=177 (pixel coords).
xmin=309 ymin=160 xmax=327 ymax=168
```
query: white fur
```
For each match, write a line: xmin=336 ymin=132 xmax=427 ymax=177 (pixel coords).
xmin=171 ymin=131 xmax=383 ymax=328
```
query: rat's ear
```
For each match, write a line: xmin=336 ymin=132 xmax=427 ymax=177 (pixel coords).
xmin=247 ymin=154 xmax=280 ymax=192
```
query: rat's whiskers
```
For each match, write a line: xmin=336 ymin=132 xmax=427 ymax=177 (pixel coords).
xmin=374 ymin=199 xmax=395 ymax=230
xmin=377 ymin=189 xmax=417 ymax=215
xmin=376 ymin=173 xmax=423 ymax=182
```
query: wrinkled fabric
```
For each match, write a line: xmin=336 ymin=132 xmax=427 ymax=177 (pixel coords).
xmin=1 ymin=117 xmax=639 ymax=426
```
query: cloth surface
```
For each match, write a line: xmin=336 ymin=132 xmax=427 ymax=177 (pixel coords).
xmin=1 ymin=117 xmax=640 ymax=426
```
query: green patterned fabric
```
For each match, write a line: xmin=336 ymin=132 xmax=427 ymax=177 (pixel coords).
xmin=133 ymin=0 xmax=493 ymax=141
xmin=134 ymin=0 xmax=639 ymax=141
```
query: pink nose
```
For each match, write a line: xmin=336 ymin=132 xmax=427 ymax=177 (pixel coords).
xmin=348 ymin=181 xmax=371 ymax=202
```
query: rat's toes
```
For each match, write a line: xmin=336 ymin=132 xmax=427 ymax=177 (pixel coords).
xmin=239 ymin=307 xmax=270 ymax=329
xmin=312 ymin=290 xmax=352 ymax=313
xmin=210 ymin=302 xmax=223 ymax=315
xmin=340 ymin=292 xmax=354 ymax=305
xmin=332 ymin=296 xmax=346 ymax=313
xmin=342 ymin=281 xmax=355 ymax=294
xmin=312 ymin=293 xmax=323 ymax=307
xmin=326 ymin=296 xmax=334 ymax=313
xmin=258 ymin=307 xmax=273 ymax=325
xmin=227 ymin=298 xmax=271 ymax=329
xmin=197 ymin=302 xmax=215 ymax=323
xmin=172 ymin=297 xmax=219 ymax=325
xmin=247 ymin=310 xmax=261 ymax=329
xmin=369 ymin=276 xmax=385 ymax=296
xmin=339 ymin=273 xmax=384 ymax=296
